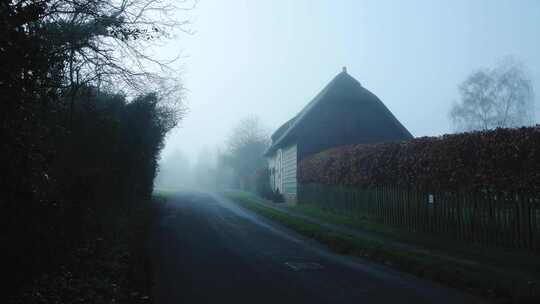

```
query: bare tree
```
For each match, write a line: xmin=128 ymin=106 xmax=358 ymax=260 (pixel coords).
xmin=224 ymin=117 xmax=269 ymax=190
xmin=27 ymin=0 xmax=195 ymax=127
xmin=226 ymin=117 xmax=268 ymax=153
xmin=192 ymin=147 xmax=218 ymax=190
xmin=155 ymin=149 xmax=192 ymax=190
xmin=41 ymin=0 xmax=194 ymax=93
xmin=450 ymin=58 xmax=535 ymax=132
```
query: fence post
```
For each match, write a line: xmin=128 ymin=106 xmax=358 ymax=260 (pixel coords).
xmin=520 ymin=195 xmax=531 ymax=250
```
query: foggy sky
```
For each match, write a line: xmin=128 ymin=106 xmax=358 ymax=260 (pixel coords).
xmin=159 ymin=0 xmax=540 ymax=162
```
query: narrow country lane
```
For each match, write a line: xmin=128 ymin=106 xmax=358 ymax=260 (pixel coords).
xmin=150 ymin=191 xmax=481 ymax=304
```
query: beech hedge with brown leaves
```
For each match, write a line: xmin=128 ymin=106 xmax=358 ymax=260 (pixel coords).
xmin=298 ymin=126 xmax=540 ymax=194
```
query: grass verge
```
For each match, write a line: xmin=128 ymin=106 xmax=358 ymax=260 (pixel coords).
xmin=289 ymin=204 xmax=540 ymax=275
xmin=225 ymin=191 xmax=540 ymax=304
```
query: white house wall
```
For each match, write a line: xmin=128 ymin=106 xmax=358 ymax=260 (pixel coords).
xmin=267 ymin=144 xmax=297 ymax=202
xmin=281 ymin=144 xmax=297 ymax=201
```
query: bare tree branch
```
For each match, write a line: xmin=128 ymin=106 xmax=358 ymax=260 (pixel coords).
xmin=449 ymin=57 xmax=535 ymax=132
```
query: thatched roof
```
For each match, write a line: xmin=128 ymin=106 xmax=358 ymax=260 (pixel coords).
xmin=265 ymin=69 xmax=413 ymax=156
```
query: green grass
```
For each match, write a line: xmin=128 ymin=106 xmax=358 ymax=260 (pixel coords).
xmin=153 ymin=188 xmax=180 ymax=198
xmin=226 ymin=192 xmax=540 ymax=303
xmin=289 ymin=204 xmax=540 ymax=275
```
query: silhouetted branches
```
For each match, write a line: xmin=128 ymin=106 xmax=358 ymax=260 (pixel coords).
xmin=0 ymin=0 xmax=191 ymax=298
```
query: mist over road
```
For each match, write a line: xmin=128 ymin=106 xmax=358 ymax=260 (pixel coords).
xmin=150 ymin=191 xmax=479 ymax=304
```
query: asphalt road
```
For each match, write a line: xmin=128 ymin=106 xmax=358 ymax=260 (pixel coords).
xmin=150 ymin=191 xmax=481 ymax=304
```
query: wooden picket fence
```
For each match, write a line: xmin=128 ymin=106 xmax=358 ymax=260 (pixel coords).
xmin=298 ymin=183 xmax=540 ymax=252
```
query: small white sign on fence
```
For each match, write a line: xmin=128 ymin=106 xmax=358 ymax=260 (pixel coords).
xmin=428 ymin=194 xmax=434 ymax=204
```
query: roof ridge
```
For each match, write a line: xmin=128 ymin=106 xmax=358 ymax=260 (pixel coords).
xmin=264 ymin=69 xmax=410 ymax=156
xmin=266 ymin=72 xmax=347 ymax=155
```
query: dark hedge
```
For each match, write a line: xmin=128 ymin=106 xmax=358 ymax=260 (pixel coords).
xmin=298 ymin=126 xmax=540 ymax=194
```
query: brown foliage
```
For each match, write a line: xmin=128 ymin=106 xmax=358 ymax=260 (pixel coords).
xmin=298 ymin=126 xmax=540 ymax=193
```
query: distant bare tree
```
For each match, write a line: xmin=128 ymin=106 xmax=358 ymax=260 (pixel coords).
xmin=450 ymin=58 xmax=535 ymax=131
xmin=155 ymin=150 xmax=192 ymax=190
xmin=224 ymin=117 xmax=269 ymax=190
xmin=192 ymin=147 xmax=218 ymax=190
xmin=227 ymin=117 xmax=268 ymax=152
